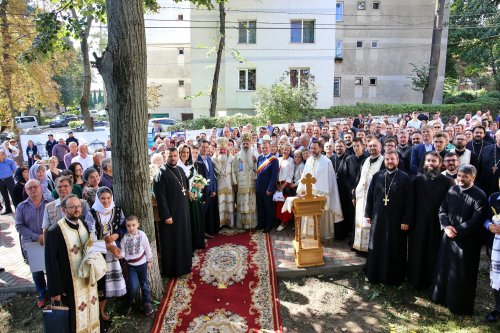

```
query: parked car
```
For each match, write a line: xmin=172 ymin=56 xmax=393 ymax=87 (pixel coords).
xmin=15 ymin=116 xmax=38 ymax=129
xmin=74 ymin=124 xmax=108 ymax=132
xmin=49 ymin=115 xmax=78 ymax=128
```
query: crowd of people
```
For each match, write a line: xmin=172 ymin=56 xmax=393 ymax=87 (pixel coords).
xmin=2 ymin=109 xmax=500 ymax=331
xmin=149 ymin=109 xmax=500 ymax=322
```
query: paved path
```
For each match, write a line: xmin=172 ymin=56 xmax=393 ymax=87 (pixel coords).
xmin=0 ymin=213 xmax=364 ymax=293
xmin=0 ymin=214 xmax=34 ymax=293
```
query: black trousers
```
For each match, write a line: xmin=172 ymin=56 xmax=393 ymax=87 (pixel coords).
xmin=256 ymin=192 xmax=274 ymax=229
xmin=0 ymin=176 xmax=14 ymax=212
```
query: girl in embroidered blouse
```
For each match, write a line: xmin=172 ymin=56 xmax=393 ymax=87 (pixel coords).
xmin=85 ymin=187 xmax=127 ymax=323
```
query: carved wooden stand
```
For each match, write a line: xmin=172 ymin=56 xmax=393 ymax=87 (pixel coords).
xmin=292 ymin=173 xmax=327 ymax=268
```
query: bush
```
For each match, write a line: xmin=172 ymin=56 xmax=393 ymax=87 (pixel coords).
xmin=167 ymin=113 xmax=265 ymax=132
xmin=68 ymin=120 xmax=83 ymax=129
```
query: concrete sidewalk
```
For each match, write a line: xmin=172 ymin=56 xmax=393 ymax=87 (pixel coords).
xmin=0 ymin=214 xmax=35 ymax=294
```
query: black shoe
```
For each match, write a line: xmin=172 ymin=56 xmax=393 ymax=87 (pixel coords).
xmin=254 ymin=225 xmax=264 ymax=230
xmin=100 ymin=314 xmax=113 ymax=324
xmin=486 ymin=310 xmax=500 ymax=323
xmin=1 ymin=210 xmax=12 ymax=215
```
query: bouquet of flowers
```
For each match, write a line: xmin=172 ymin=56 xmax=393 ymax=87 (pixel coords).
xmin=190 ymin=175 xmax=209 ymax=200
xmin=492 ymin=207 xmax=500 ymax=225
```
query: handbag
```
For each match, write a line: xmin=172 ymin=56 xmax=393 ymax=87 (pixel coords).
xmin=43 ymin=301 xmax=70 ymax=333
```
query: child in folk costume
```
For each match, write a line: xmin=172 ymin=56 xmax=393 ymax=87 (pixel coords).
xmin=121 ymin=215 xmax=154 ymax=317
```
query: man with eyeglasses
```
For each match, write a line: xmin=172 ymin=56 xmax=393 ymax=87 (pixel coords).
xmin=410 ymin=125 xmax=435 ymax=175
xmin=451 ymin=133 xmax=471 ymax=165
xmin=45 ymin=194 xmax=100 ymax=332
xmin=441 ymin=152 xmax=460 ymax=182
xmin=15 ymin=179 xmax=54 ymax=308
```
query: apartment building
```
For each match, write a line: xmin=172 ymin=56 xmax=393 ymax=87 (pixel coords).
xmin=146 ymin=0 xmax=448 ymax=119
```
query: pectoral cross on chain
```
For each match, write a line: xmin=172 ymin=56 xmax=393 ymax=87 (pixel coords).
xmin=182 ymin=188 xmax=186 ymax=196
xmin=383 ymin=196 xmax=390 ymax=206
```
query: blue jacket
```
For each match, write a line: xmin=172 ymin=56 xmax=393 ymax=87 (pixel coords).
xmin=410 ymin=143 xmax=434 ymax=175
xmin=198 ymin=155 xmax=217 ymax=194
xmin=256 ymin=154 xmax=279 ymax=194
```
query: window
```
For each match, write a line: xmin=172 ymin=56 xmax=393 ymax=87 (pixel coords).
xmin=369 ymin=78 xmax=377 ymax=86
xmin=371 ymin=41 xmax=378 ymax=48
xmin=178 ymin=48 xmax=184 ymax=55
xmin=356 ymin=41 xmax=363 ymax=48
xmin=373 ymin=2 xmax=380 ymax=9
xmin=357 ymin=1 xmax=366 ymax=10
xmin=334 ymin=78 xmax=341 ymax=97
xmin=178 ymin=80 xmax=185 ymax=87
xmin=239 ymin=69 xmax=256 ymax=90
xmin=177 ymin=14 xmax=183 ymax=20
xmin=291 ymin=20 xmax=315 ymax=43
xmin=335 ymin=40 xmax=343 ymax=58
xmin=239 ymin=21 xmax=256 ymax=44
xmin=355 ymin=77 xmax=363 ymax=85
xmin=336 ymin=2 xmax=344 ymax=22
xmin=290 ymin=68 xmax=310 ymax=87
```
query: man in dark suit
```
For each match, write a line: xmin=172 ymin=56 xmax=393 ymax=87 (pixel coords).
xmin=198 ymin=139 xmax=219 ymax=236
xmin=410 ymin=125 xmax=435 ymax=175
xmin=255 ymin=140 xmax=279 ymax=233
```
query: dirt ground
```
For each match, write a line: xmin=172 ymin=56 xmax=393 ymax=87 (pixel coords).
xmin=1 ymin=268 xmax=500 ymax=332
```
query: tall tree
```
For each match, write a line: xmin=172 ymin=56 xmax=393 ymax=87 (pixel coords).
xmin=53 ymin=50 xmax=84 ymax=108
xmin=209 ymin=1 xmax=225 ymax=117
xmin=447 ymin=0 xmax=500 ymax=91
xmin=422 ymin=0 xmax=446 ymax=104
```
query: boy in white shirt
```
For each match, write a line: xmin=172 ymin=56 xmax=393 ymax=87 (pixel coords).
xmin=120 ymin=215 xmax=154 ymax=316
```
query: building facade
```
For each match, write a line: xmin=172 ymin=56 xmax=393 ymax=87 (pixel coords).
xmin=146 ymin=0 xmax=448 ymax=120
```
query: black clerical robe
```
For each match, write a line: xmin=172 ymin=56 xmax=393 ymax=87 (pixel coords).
xmin=397 ymin=145 xmax=412 ymax=174
xmin=331 ymin=154 xmax=350 ymax=240
xmin=45 ymin=219 xmax=93 ymax=333
xmin=431 ymin=185 xmax=488 ymax=315
xmin=408 ymin=174 xmax=455 ymax=289
xmin=153 ymin=164 xmax=192 ymax=278
xmin=467 ymin=140 xmax=491 ymax=168
xmin=364 ymin=169 xmax=413 ymax=285
xmin=477 ymin=144 xmax=500 ymax=198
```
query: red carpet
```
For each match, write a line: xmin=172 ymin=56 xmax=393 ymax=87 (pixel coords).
xmin=151 ymin=229 xmax=282 ymax=332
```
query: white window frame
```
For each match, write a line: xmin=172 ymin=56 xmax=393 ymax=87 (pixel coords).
xmin=289 ymin=68 xmax=311 ymax=88
xmin=239 ymin=69 xmax=256 ymax=91
xmin=371 ymin=40 xmax=378 ymax=48
xmin=290 ymin=20 xmax=315 ymax=43
xmin=356 ymin=41 xmax=363 ymax=48
xmin=373 ymin=2 xmax=380 ymax=10
xmin=357 ymin=1 xmax=366 ymax=10
xmin=238 ymin=20 xmax=257 ymax=44
xmin=178 ymin=80 xmax=185 ymax=87
xmin=334 ymin=77 xmax=341 ymax=97
xmin=355 ymin=77 xmax=363 ymax=85
xmin=177 ymin=14 xmax=184 ymax=21
xmin=336 ymin=2 xmax=344 ymax=22
xmin=369 ymin=77 xmax=377 ymax=86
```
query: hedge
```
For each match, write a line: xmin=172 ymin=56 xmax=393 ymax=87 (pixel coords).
xmin=168 ymin=100 xmax=500 ymax=131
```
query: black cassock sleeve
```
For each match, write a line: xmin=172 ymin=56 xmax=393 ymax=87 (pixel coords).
xmin=402 ymin=175 xmax=414 ymax=225
xmin=455 ymin=189 xmax=488 ymax=239
xmin=364 ymin=173 xmax=377 ymax=219
xmin=45 ymin=226 xmax=66 ymax=297
xmin=153 ymin=170 xmax=172 ymax=222
xmin=438 ymin=187 xmax=453 ymax=229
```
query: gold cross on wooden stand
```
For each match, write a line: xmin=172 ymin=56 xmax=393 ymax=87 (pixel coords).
xmin=301 ymin=173 xmax=316 ymax=198
xmin=383 ymin=195 xmax=390 ymax=206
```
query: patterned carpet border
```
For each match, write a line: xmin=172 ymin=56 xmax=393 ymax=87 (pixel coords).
xmin=151 ymin=231 xmax=282 ymax=333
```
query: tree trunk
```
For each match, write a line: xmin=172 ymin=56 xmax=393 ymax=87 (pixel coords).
xmin=422 ymin=0 xmax=445 ymax=104
xmin=209 ymin=2 xmax=225 ymax=117
xmin=0 ymin=0 xmax=18 ymax=136
xmin=94 ymin=0 xmax=163 ymax=299
xmin=73 ymin=9 xmax=94 ymax=131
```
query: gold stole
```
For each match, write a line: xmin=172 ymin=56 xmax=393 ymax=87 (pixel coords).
xmin=57 ymin=218 xmax=100 ymax=333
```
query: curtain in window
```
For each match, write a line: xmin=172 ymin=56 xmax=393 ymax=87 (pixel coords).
xmin=336 ymin=3 xmax=343 ymax=21
xmin=303 ymin=21 xmax=314 ymax=43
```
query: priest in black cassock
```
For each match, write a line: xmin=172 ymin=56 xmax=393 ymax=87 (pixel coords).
xmin=477 ymin=130 xmax=500 ymax=198
xmin=153 ymin=147 xmax=192 ymax=278
xmin=364 ymin=151 xmax=413 ymax=286
xmin=431 ymin=164 xmax=488 ymax=315
xmin=408 ymin=151 xmax=455 ymax=290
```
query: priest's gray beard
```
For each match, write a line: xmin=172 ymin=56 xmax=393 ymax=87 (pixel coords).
xmin=423 ymin=166 xmax=440 ymax=180
xmin=218 ymin=153 xmax=228 ymax=165
xmin=240 ymin=148 xmax=254 ymax=167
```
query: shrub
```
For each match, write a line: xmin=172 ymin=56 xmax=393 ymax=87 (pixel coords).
xmin=68 ymin=120 xmax=83 ymax=129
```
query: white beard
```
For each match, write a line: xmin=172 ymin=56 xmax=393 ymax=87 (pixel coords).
xmin=218 ymin=154 xmax=228 ymax=165
xmin=240 ymin=148 xmax=254 ymax=167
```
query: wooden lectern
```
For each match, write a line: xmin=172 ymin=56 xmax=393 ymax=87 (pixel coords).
xmin=292 ymin=173 xmax=327 ymax=268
